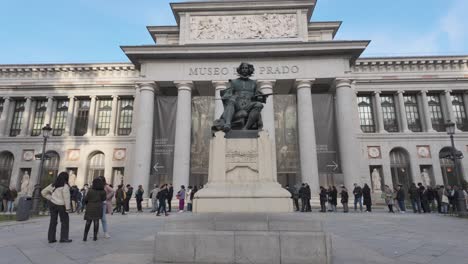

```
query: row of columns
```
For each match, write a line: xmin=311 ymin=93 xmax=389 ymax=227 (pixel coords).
xmin=132 ymin=78 xmax=359 ymax=195
xmin=372 ymin=89 xmax=462 ymax=133
xmin=0 ymin=95 xmax=127 ymax=137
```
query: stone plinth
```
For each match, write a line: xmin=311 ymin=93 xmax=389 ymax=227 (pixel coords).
xmin=154 ymin=213 xmax=332 ymax=264
xmin=193 ymin=131 xmax=293 ymax=213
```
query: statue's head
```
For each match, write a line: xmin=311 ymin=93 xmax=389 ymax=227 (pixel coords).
xmin=236 ymin=62 xmax=255 ymax=78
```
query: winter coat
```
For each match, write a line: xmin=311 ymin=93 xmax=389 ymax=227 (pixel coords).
xmin=319 ymin=190 xmax=327 ymax=202
xmin=41 ymin=184 xmax=71 ymax=210
xmin=298 ymin=186 xmax=306 ymax=199
xmin=396 ymin=189 xmax=406 ymax=201
xmin=330 ymin=189 xmax=338 ymax=205
xmin=340 ymin=190 xmax=349 ymax=204
xmin=384 ymin=189 xmax=394 ymax=205
xmin=305 ymin=186 xmax=311 ymax=200
xmin=157 ymin=189 xmax=168 ymax=202
xmin=362 ymin=185 xmax=372 ymax=206
xmin=115 ymin=188 xmax=125 ymax=202
xmin=186 ymin=189 xmax=192 ymax=204
xmin=104 ymin=185 xmax=114 ymax=214
xmin=126 ymin=187 xmax=133 ymax=201
xmin=353 ymin=186 xmax=362 ymax=198
xmin=167 ymin=187 xmax=174 ymax=200
xmin=409 ymin=186 xmax=419 ymax=201
xmin=84 ymin=189 xmax=106 ymax=220
xmin=177 ymin=189 xmax=186 ymax=200
xmin=135 ymin=188 xmax=144 ymax=202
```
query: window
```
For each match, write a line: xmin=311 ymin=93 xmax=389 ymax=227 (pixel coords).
xmin=357 ymin=95 xmax=375 ymax=133
xmin=118 ymin=98 xmax=134 ymax=135
xmin=74 ymin=99 xmax=90 ymax=136
xmin=0 ymin=99 xmax=4 ymax=118
xmin=404 ymin=95 xmax=422 ymax=132
xmin=53 ymin=100 xmax=69 ymax=136
xmin=95 ymin=99 xmax=112 ymax=136
xmin=427 ymin=94 xmax=445 ymax=132
xmin=10 ymin=100 xmax=25 ymax=137
xmin=451 ymin=94 xmax=468 ymax=131
xmin=31 ymin=100 xmax=47 ymax=136
xmin=381 ymin=95 xmax=399 ymax=132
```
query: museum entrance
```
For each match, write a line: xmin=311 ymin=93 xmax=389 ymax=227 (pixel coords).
xmin=439 ymin=147 xmax=462 ymax=186
xmin=41 ymin=151 xmax=60 ymax=188
xmin=0 ymin=151 xmax=14 ymax=188
xmin=390 ymin=148 xmax=412 ymax=193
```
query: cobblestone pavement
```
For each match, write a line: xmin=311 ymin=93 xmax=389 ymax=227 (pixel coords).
xmin=0 ymin=209 xmax=467 ymax=264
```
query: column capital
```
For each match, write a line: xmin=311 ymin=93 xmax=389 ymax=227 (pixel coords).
xmin=212 ymin=81 xmax=229 ymax=89
xmin=111 ymin=95 xmax=119 ymax=99
xmin=137 ymin=82 xmax=159 ymax=93
xmin=419 ymin=89 xmax=429 ymax=95
xmin=174 ymin=81 xmax=194 ymax=92
xmin=2 ymin=96 xmax=10 ymax=101
xmin=89 ymin=95 xmax=97 ymax=99
xmin=46 ymin=96 xmax=54 ymax=100
xmin=397 ymin=90 xmax=406 ymax=95
xmin=444 ymin=89 xmax=452 ymax=94
xmin=25 ymin=96 xmax=32 ymax=101
xmin=334 ymin=78 xmax=352 ymax=88
xmin=295 ymin=79 xmax=315 ymax=90
xmin=373 ymin=91 xmax=382 ymax=95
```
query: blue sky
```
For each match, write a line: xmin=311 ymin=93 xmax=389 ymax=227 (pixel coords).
xmin=1 ymin=0 xmax=467 ymax=64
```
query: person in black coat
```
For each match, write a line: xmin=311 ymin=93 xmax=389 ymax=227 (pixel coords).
xmin=396 ymin=185 xmax=406 ymax=213
xmin=409 ymin=183 xmax=422 ymax=213
xmin=304 ymin=184 xmax=312 ymax=212
xmin=319 ymin=186 xmax=327 ymax=213
xmin=352 ymin=183 xmax=363 ymax=212
xmin=362 ymin=184 xmax=372 ymax=212
xmin=167 ymin=184 xmax=174 ymax=212
xmin=418 ymin=183 xmax=429 ymax=213
xmin=331 ymin=186 xmax=338 ymax=212
xmin=340 ymin=186 xmax=349 ymax=213
xmin=83 ymin=178 xmax=106 ymax=241
xmin=286 ymin=185 xmax=300 ymax=212
xmin=298 ymin=184 xmax=306 ymax=212
xmin=157 ymin=184 xmax=169 ymax=216
xmin=124 ymin=185 xmax=133 ymax=212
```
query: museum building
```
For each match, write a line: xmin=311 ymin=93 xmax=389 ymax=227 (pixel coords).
xmin=0 ymin=0 xmax=467 ymax=197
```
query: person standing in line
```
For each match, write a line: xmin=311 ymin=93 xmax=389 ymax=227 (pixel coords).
xmin=167 ymin=184 xmax=174 ymax=213
xmin=150 ymin=184 xmax=159 ymax=213
xmin=319 ymin=186 xmax=327 ymax=213
xmin=331 ymin=186 xmax=338 ymax=212
xmin=41 ymin=172 xmax=72 ymax=243
xmin=440 ymin=186 xmax=449 ymax=214
xmin=99 ymin=176 xmax=113 ymax=239
xmin=186 ymin=186 xmax=193 ymax=212
xmin=124 ymin=184 xmax=133 ymax=213
xmin=135 ymin=185 xmax=144 ymax=213
xmin=305 ymin=184 xmax=312 ymax=212
xmin=157 ymin=184 xmax=169 ymax=216
xmin=418 ymin=183 xmax=429 ymax=213
xmin=352 ymin=183 xmax=363 ymax=212
xmin=435 ymin=185 xmax=442 ymax=213
xmin=299 ymin=183 xmax=306 ymax=212
xmin=427 ymin=186 xmax=436 ymax=212
xmin=177 ymin=185 xmax=186 ymax=212
xmin=396 ymin=184 xmax=406 ymax=213
xmin=392 ymin=187 xmax=400 ymax=212
xmin=340 ymin=185 xmax=349 ymax=213
xmin=409 ymin=183 xmax=422 ymax=213
xmin=384 ymin=185 xmax=394 ymax=213
xmin=5 ymin=187 xmax=17 ymax=214
xmin=288 ymin=185 xmax=300 ymax=212
xmin=190 ymin=186 xmax=198 ymax=209
xmin=114 ymin=185 xmax=126 ymax=215
xmin=83 ymin=178 xmax=106 ymax=241
xmin=362 ymin=183 xmax=372 ymax=212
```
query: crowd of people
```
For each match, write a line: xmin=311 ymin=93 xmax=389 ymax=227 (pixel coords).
xmin=286 ymin=182 xmax=468 ymax=215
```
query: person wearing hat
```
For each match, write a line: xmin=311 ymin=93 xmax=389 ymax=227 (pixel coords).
xmin=396 ymin=184 xmax=406 ymax=213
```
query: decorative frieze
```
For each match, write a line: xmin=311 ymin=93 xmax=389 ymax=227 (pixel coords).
xmin=353 ymin=57 xmax=468 ymax=74
xmin=189 ymin=14 xmax=299 ymax=42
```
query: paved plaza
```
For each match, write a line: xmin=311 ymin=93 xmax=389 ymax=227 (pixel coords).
xmin=0 ymin=210 xmax=467 ymax=264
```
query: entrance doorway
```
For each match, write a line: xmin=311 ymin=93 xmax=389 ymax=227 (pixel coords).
xmin=87 ymin=152 xmax=105 ymax=184
xmin=390 ymin=148 xmax=413 ymax=193
xmin=42 ymin=151 xmax=60 ymax=188
xmin=439 ymin=147 xmax=462 ymax=186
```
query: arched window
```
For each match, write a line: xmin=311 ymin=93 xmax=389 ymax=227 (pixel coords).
xmin=87 ymin=152 xmax=105 ymax=184
xmin=439 ymin=147 xmax=463 ymax=186
xmin=390 ymin=148 xmax=412 ymax=192
xmin=41 ymin=151 xmax=60 ymax=188
xmin=0 ymin=152 xmax=14 ymax=187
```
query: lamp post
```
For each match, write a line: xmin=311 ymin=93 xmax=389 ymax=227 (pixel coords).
xmin=445 ymin=121 xmax=467 ymax=217
xmin=32 ymin=124 xmax=53 ymax=214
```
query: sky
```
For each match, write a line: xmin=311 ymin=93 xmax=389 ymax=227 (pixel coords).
xmin=0 ymin=0 xmax=467 ymax=64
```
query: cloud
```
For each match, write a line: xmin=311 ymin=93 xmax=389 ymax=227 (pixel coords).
xmin=439 ymin=0 xmax=468 ymax=52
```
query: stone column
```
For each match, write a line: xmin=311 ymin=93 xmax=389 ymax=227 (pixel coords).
xmin=444 ymin=90 xmax=460 ymax=131
xmin=130 ymin=89 xmax=139 ymax=137
xmin=19 ymin=97 xmax=32 ymax=137
xmin=463 ymin=92 xmax=468 ymax=122
xmin=420 ymin=90 xmax=435 ymax=132
xmin=295 ymin=79 xmax=319 ymax=193
xmin=258 ymin=80 xmax=277 ymax=180
xmin=85 ymin=95 xmax=97 ymax=136
xmin=64 ymin=96 xmax=75 ymax=136
xmin=0 ymin=97 xmax=11 ymax=136
xmin=374 ymin=91 xmax=386 ymax=133
xmin=132 ymin=83 xmax=157 ymax=194
xmin=44 ymin=96 xmax=54 ymax=126
xmin=108 ymin=95 xmax=119 ymax=136
xmin=172 ymin=82 xmax=193 ymax=196
xmin=397 ymin=90 xmax=410 ymax=133
xmin=335 ymin=79 xmax=360 ymax=189
xmin=213 ymin=81 xmax=228 ymax=120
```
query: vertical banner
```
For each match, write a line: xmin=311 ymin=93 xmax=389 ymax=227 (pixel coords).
xmin=151 ymin=97 xmax=177 ymax=187
xmin=190 ymin=97 xmax=215 ymax=186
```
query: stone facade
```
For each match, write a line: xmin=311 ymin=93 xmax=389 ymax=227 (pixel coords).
xmin=0 ymin=0 xmax=467 ymax=198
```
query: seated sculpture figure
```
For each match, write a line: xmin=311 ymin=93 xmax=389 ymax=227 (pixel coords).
xmin=213 ymin=62 xmax=269 ymax=132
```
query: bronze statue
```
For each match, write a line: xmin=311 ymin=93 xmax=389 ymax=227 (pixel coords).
xmin=213 ymin=63 xmax=272 ymax=133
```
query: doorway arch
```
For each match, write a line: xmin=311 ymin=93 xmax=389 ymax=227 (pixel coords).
xmin=390 ymin=147 xmax=413 ymax=192
xmin=87 ymin=152 xmax=105 ymax=184
xmin=439 ymin=147 xmax=463 ymax=186
xmin=0 ymin=151 xmax=14 ymax=187
xmin=41 ymin=151 xmax=60 ymax=188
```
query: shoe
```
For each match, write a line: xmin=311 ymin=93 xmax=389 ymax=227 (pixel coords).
xmin=165 ymin=213 xmax=169 ymax=216
xmin=48 ymin=240 xmax=57 ymax=243
xmin=156 ymin=214 xmax=161 ymax=216
xmin=104 ymin=233 xmax=111 ymax=239
xmin=59 ymin=239 xmax=72 ymax=243
xmin=93 ymin=237 xmax=97 ymax=241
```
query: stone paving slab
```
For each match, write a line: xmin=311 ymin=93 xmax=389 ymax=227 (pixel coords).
xmin=0 ymin=210 xmax=467 ymax=264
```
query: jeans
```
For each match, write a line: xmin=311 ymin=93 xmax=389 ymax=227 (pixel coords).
xmin=157 ymin=199 xmax=167 ymax=215
xmin=101 ymin=202 xmax=108 ymax=233
xmin=7 ymin=201 xmax=14 ymax=212
xmin=137 ymin=200 xmax=143 ymax=212
xmin=411 ymin=199 xmax=422 ymax=213
xmin=342 ymin=203 xmax=349 ymax=212
xmin=48 ymin=201 xmax=69 ymax=242
xmin=292 ymin=198 xmax=299 ymax=211
xmin=167 ymin=198 xmax=172 ymax=212
xmin=354 ymin=197 xmax=363 ymax=211
xmin=441 ymin=203 xmax=449 ymax=214
xmin=398 ymin=200 xmax=406 ymax=212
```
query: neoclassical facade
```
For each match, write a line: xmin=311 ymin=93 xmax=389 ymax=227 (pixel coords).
xmin=0 ymin=0 xmax=467 ymax=196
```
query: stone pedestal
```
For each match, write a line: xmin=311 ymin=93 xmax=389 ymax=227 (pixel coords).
xmin=193 ymin=131 xmax=293 ymax=213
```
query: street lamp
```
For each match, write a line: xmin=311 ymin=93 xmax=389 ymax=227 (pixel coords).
xmin=445 ymin=121 xmax=467 ymax=217
xmin=32 ymin=124 xmax=53 ymax=214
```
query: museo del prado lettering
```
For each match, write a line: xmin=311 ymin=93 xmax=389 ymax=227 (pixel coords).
xmin=188 ymin=65 xmax=299 ymax=76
